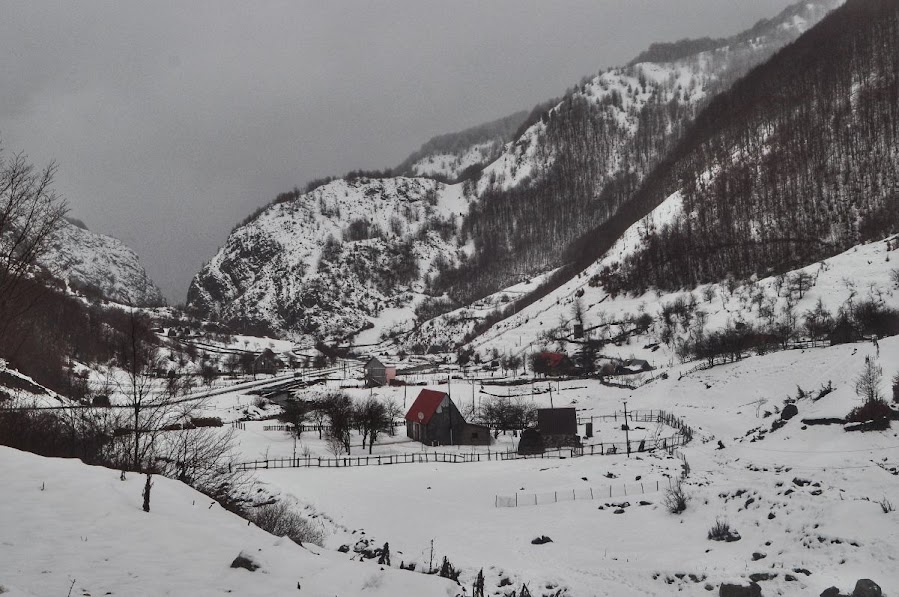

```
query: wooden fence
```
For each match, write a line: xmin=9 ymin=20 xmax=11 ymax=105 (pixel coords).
xmin=260 ymin=421 xmax=405 ymax=433
xmin=233 ymin=430 xmax=690 ymax=471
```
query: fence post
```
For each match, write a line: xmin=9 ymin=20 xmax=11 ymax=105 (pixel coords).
xmin=515 ymin=493 xmax=518 ymax=507
xmin=590 ymin=488 xmax=594 ymax=500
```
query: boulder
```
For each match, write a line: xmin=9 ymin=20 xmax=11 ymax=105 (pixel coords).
xmin=820 ymin=588 xmax=842 ymax=597
xmin=852 ymin=579 xmax=882 ymax=597
xmin=781 ymin=404 xmax=799 ymax=420
xmin=230 ymin=551 xmax=260 ymax=571
xmin=719 ymin=580 xmax=762 ymax=597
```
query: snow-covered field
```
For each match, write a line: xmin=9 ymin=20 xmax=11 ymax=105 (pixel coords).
xmin=244 ymin=335 xmax=899 ymax=596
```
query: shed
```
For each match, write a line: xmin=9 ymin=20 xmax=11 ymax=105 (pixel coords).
xmin=405 ymin=389 xmax=490 ymax=446
xmin=254 ymin=348 xmax=283 ymax=375
xmin=616 ymin=359 xmax=653 ymax=375
xmin=532 ymin=352 xmax=576 ymax=376
xmin=364 ymin=356 xmax=396 ymax=387
xmin=536 ymin=407 xmax=580 ymax=449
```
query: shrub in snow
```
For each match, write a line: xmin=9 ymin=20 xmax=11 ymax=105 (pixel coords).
xmin=436 ymin=556 xmax=460 ymax=582
xmin=664 ymin=481 xmax=688 ymax=514
xmin=846 ymin=400 xmax=892 ymax=429
xmin=708 ymin=519 xmax=740 ymax=542
xmin=248 ymin=501 xmax=325 ymax=546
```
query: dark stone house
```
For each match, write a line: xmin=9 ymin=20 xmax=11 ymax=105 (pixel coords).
xmin=405 ymin=389 xmax=490 ymax=446
xmin=536 ymin=407 xmax=580 ymax=449
xmin=615 ymin=359 xmax=653 ymax=375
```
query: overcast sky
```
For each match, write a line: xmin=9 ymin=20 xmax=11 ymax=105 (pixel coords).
xmin=1 ymin=0 xmax=797 ymax=302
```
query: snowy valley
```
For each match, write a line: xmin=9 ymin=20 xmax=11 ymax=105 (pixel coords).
xmin=2 ymin=0 xmax=899 ymax=596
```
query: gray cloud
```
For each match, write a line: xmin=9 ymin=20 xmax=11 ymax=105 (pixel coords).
xmin=0 ymin=0 xmax=795 ymax=301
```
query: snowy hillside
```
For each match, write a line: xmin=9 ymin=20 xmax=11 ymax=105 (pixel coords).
xmin=473 ymin=0 xmax=842 ymax=197
xmin=0 ymin=447 xmax=458 ymax=597
xmin=432 ymin=0 xmax=844 ymax=305
xmin=395 ymin=110 xmax=528 ymax=181
xmin=188 ymin=177 xmax=470 ymax=343
xmin=409 ymin=141 xmax=500 ymax=180
xmin=410 ymin=188 xmax=898 ymax=365
xmin=42 ymin=218 xmax=165 ymax=307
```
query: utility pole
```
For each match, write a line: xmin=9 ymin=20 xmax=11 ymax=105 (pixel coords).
xmin=623 ymin=399 xmax=630 ymax=458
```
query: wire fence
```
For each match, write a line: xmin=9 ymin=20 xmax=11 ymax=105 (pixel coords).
xmin=495 ymin=477 xmax=673 ymax=508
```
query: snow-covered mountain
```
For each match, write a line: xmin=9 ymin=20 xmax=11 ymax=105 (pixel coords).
xmin=190 ymin=0 xmax=842 ymax=344
xmin=440 ymin=0 xmax=844 ymax=303
xmin=42 ymin=218 xmax=165 ymax=307
xmin=187 ymin=177 xmax=468 ymax=342
xmin=407 ymin=0 xmax=896 ymax=357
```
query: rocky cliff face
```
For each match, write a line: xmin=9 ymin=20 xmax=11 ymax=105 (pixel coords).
xmin=42 ymin=218 xmax=165 ymax=307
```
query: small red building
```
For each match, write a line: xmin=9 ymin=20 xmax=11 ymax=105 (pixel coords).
xmin=532 ymin=351 xmax=576 ymax=376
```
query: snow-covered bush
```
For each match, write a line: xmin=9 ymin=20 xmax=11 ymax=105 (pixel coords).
xmin=247 ymin=501 xmax=325 ymax=546
xmin=664 ymin=481 xmax=688 ymax=514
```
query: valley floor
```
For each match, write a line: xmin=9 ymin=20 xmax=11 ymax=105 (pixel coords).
xmin=3 ymin=335 xmax=898 ymax=596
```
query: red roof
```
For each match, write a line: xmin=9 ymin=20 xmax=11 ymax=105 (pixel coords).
xmin=405 ymin=389 xmax=448 ymax=425
xmin=539 ymin=352 xmax=567 ymax=368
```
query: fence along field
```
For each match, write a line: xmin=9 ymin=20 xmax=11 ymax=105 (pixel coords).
xmin=233 ymin=410 xmax=693 ymax=470
xmin=495 ymin=477 xmax=670 ymax=508
xmin=495 ymin=449 xmax=689 ymax=508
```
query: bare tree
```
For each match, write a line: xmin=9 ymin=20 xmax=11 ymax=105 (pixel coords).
xmin=322 ymin=392 xmax=353 ymax=455
xmin=118 ymin=305 xmax=202 ymax=472
xmin=357 ymin=397 xmax=388 ymax=454
xmin=384 ymin=398 xmax=403 ymax=437
xmin=0 ymin=148 xmax=68 ymax=345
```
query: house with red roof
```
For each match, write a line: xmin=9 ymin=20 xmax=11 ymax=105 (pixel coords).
xmin=404 ymin=389 xmax=490 ymax=446
xmin=531 ymin=351 xmax=577 ymax=377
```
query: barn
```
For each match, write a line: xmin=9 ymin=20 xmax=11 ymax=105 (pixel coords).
xmin=615 ymin=359 xmax=653 ymax=375
xmin=532 ymin=352 xmax=577 ymax=377
xmin=405 ymin=389 xmax=490 ymax=446
xmin=536 ymin=407 xmax=580 ymax=449
xmin=364 ymin=356 xmax=396 ymax=387
xmin=253 ymin=348 xmax=284 ymax=375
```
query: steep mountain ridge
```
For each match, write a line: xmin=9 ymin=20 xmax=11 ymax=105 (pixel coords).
xmin=601 ymin=0 xmax=898 ymax=294
xmin=437 ymin=0 xmax=843 ymax=304
xmin=43 ymin=218 xmax=165 ymax=307
xmin=407 ymin=0 xmax=896 ymax=356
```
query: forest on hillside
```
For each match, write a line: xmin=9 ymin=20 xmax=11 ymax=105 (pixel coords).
xmin=606 ymin=0 xmax=899 ymax=294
